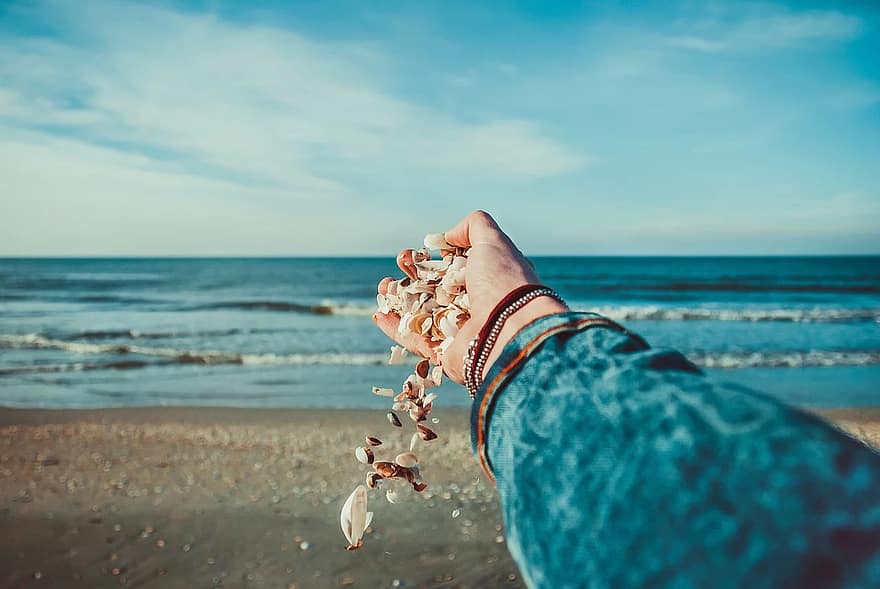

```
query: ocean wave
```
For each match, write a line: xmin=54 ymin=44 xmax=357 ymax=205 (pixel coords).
xmin=1 ymin=334 xmax=878 ymax=374
xmin=189 ymin=300 xmax=335 ymax=315
xmin=689 ymin=350 xmax=880 ymax=369
xmin=193 ymin=299 xmax=880 ymax=323
xmin=68 ymin=327 xmax=291 ymax=340
xmin=0 ymin=334 xmax=388 ymax=370
xmin=580 ymin=306 xmax=879 ymax=323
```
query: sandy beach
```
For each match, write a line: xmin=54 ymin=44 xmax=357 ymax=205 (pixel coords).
xmin=1 ymin=407 xmax=878 ymax=589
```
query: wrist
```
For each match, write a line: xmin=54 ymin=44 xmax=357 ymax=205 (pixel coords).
xmin=480 ymin=296 xmax=568 ymax=380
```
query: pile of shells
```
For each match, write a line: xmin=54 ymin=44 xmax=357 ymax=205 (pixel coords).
xmin=340 ymin=233 xmax=470 ymax=551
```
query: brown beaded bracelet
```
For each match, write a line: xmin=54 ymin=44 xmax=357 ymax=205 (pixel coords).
xmin=463 ymin=284 xmax=566 ymax=398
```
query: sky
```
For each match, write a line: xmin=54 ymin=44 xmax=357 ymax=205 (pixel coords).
xmin=1 ymin=0 xmax=878 ymax=256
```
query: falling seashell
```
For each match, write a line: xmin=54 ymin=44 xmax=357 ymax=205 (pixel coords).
xmin=365 ymin=436 xmax=382 ymax=447
xmin=415 ymin=358 xmax=430 ymax=379
xmin=423 ymin=392 xmax=438 ymax=406
xmin=395 ymin=452 xmax=418 ymax=468
xmin=417 ymin=423 xmax=438 ymax=442
xmin=366 ymin=472 xmax=383 ymax=489
xmin=386 ymin=489 xmax=400 ymax=504
xmin=409 ymin=433 xmax=420 ymax=452
xmin=374 ymin=461 xmax=402 ymax=478
xmin=424 ymin=233 xmax=449 ymax=251
xmin=409 ymin=405 xmax=426 ymax=423
xmin=388 ymin=346 xmax=408 ymax=365
xmin=372 ymin=387 xmax=395 ymax=397
xmin=430 ymin=366 xmax=444 ymax=386
xmin=412 ymin=482 xmax=428 ymax=493
xmin=340 ymin=485 xmax=372 ymax=550
xmin=355 ymin=446 xmax=374 ymax=465
xmin=387 ymin=412 xmax=402 ymax=428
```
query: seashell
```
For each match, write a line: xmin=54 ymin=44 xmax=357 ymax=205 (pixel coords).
xmin=386 ymin=411 xmax=402 ymax=428
xmin=409 ymin=433 xmax=420 ymax=452
xmin=417 ymin=424 xmax=438 ymax=442
xmin=340 ymin=485 xmax=372 ymax=550
xmin=393 ymin=391 xmax=409 ymax=402
xmin=385 ymin=489 xmax=400 ymax=504
xmin=435 ymin=288 xmax=452 ymax=306
xmin=415 ymin=260 xmax=450 ymax=273
xmin=422 ymin=392 xmax=437 ymax=406
xmin=408 ymin=313 xmax=433 ymax=336
xmin=372 ymin=387 xmax=395 ymax=397
xmin=393 ymin=401 xmax=410 ymax=412
xmin=423 ymin=233 xmax=449 ymax=250
xmin=388 ymin=346 xmax=408 ymax=365
xmin=437 ymin=310 xmax=461 ymax=339
xmin=412 ymin=482 xmax=428 ymax=493
xmin=365 ymin=436 xmax=382 ymax=447
xmin=395 ymin=452 xmax=418 ymax=468
xmin=376 ymin=294 xmax=391 ymax=314
xmin=386 ymin=280 xmax=400 ymax=296
xmin=412 ymin=248 xmax=431 ymax=263
xmin=355 ymin=446 xmax=374 ymax=465
xmin=415 ymin=358 xmax=430 ymax=379
xmin=374 ymin=461 xmax=402 ymax=478
xmin=430 ymin=366 xmax=444 ymax=386
xmin=366 ymin=471 xmax=383 ymax=489
xmin=398 ymin=249 xmax=418 ymax=280
xmin=408 ymin=405 xmax=425 ymax=423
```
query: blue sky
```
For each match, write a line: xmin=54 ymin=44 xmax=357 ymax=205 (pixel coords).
xmin=1 ymin=0 xmax=878 ymax=255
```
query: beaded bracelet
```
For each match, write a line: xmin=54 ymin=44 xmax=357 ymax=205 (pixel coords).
xmin=463 ymin=284 xmax=566 ymax=398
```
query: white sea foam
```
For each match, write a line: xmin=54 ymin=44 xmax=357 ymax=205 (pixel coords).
xmin=1 ymin=333 xmax=878 ymax=373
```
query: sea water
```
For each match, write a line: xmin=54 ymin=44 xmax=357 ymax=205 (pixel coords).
xmin=1 ymin=257 xmax=878 ymax=408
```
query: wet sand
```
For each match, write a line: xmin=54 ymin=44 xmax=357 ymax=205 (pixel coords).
xmin=1 ymin=407 xmax=878 ymax=589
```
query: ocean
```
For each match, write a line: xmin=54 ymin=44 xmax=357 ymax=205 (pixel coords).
xmin=1 ymin=257 xmax=878 ymax=409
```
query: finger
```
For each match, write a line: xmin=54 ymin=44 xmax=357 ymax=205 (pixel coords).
xmin=396 ymin=249 xmax=418 ymax=280
xmin=377 ymin=276 xmax=393 ymax=295
xmin=443 ymin=210 xmax=502 ymax=249
xmin=374 ymin=312 xmax=438 ymax=361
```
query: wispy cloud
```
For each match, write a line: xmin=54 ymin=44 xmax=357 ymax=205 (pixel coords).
xmin=667 ymin=8 xmax=862 ymax=53
xmin=0 ymin=0 xmax=585 ymax=253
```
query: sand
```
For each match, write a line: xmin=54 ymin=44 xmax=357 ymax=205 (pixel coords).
xmin=1 ymin=407 xmax=878 ymax=589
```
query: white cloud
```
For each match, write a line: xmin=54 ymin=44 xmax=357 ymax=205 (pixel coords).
xmin=666 ymin=9 xmax=862 ymax=53
xmin=0 ymin=0 xmax=584 ymax=254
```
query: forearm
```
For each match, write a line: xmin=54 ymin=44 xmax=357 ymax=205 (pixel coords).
xmin=472 ymin=312 xmax=880 ymax=589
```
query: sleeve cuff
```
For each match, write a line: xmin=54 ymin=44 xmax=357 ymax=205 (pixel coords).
xmin=469 ymin=311 xmax=628 ymax=481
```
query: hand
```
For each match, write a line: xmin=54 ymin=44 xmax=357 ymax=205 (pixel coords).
xmin=374 ymin=210 xmax=568 ymax=384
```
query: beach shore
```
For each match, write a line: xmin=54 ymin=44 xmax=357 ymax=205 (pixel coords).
xmin=2 ymin=407 xmax=878 ymax=589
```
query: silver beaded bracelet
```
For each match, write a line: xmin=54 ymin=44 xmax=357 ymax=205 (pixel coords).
xmin=464 ymin=287 xmax=565 ymax=399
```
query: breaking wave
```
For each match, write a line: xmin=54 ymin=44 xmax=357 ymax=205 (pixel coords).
xmin=1 ymin=334 xmax=878 ymax=375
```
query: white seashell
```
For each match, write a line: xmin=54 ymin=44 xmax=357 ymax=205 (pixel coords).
xmin=372 ymin=387 xmax=395 ymax=397
xmin=388 ymin=346 xmax=408 ymax=365
xmin=355 ymin=446 xmax=374 ymax=465
xmin=438 ymin=312 xmax=460 ymax=338
xmin=430 ymin=366 xmax=444 ymax=386
xmin=415 ymin=260 xmax=450 ymax=272
xmin=424 ymin=233 xmax=449 ymax=250
xmin=395 ymin=452 xmax=418 ymax=468
xmin=376 ymin=294 xmax=391 ymax=314
xmin=385 ymin=489 xmax=400 ymax=504
xmin=340 ymin=485 xmax=370 ymax=550
xmin=409 ymin=433 xmax=420 ymax=452
xmin=423 ymin=392 xmax=437 ymax=406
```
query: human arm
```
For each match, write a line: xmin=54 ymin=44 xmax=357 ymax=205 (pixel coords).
xmin=374 ymin=211 xmax=880 ymax=588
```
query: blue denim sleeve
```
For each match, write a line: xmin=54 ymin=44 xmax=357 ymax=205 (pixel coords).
xmin=470 ymin=312 xmax=880 ymax=589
